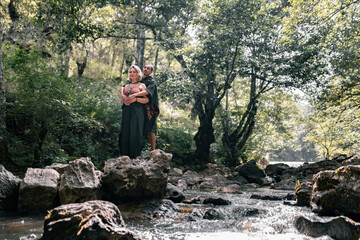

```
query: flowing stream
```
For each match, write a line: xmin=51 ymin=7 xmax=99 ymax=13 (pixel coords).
xmin=0 ymin=188 xmax=334 ymax=240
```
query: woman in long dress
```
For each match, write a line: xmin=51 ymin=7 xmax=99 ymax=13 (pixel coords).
xmin=119 ymin=65 xmax=148 ymax=159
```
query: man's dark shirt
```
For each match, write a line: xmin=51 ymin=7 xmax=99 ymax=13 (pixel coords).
xmin=141 ymin=75 xmax=159 ymax=111
xmin=141 ymin=75 xmax=159 ymax=134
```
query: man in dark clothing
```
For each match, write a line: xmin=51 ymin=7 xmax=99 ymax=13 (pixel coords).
xmin=126 ymin=64 xmax=159 ymax=150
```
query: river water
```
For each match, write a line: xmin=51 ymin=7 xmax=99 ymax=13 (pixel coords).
xmin=0 ymin=188 xmax=334 ymax=240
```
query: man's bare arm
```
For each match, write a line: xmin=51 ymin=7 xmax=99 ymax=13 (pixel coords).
xmin=127 ymin=89 xmax=149 ymax=101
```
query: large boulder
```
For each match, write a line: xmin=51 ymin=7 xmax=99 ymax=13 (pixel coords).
xmin=0 ymin=164 xmax=21 ymax=211
xmin=295 ymin=215 xmax=360 ymax=240
xmin=42 ymin=200 xmax=141 ymax=240
xmin=311 ymin=165 xmax=360 ymax=221
xmin=235 ymin=160 xmax=266 ymax=185
xmin=271 ymin=159 xmax=342 ymax=190
xmin=295 ymin=182 xmax=312 ymax=207
xmin=59 ymin=157 xmax=100 ymax=204
xmin=265 ymin=163 xmax=291 ymax=176
xmin=101 ymin=150 xmax=172 ymax=203
xmin=18 ymin=168 xmax=60 ymax=213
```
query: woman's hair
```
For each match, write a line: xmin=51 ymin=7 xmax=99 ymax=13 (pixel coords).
xmin=129 ymin=65 xmax=143 ymax=82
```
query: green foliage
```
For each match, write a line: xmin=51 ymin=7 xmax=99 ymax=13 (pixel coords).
xmin=36 ymin=0 xmax=108 ymax=50
xmin=157 ymin=70 xmax=193 ymax=109
xmin=282 ymin=0 xmax=360 ymax=160
xmin=155 ymin=101 xmax=197 ymax=159
xmin=3 ymin=43 xmax=122 ymax=169
xmin=303 ymin=92 xmax=360 ymax=160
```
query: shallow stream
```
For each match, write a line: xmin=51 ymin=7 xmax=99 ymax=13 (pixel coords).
xmin=0 ymin=188 xmax=334 ymax=240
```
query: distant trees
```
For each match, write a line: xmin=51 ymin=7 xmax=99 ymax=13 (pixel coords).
xmin=283 ymin=0 xmax=360 ymax=159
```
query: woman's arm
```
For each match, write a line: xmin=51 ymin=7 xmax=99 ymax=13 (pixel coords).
xmin=127 ymin=84 xmax=149 ymax=102
xmin=120 ymin=86 xmax=126 ymax=104
xmin=127 ymin=95 xmax=149 ymax=104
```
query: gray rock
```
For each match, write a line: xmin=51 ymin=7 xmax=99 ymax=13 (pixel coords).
xmin=311 ymin=165 xmax=360 ymax=221
xmin=59 ymin=157 xmax=100 ymax=204
xmin=295 ymin=182 xmax=312 ymax=207
xmin=265 ymin=163 xmax=291 ymax=176
xmin=101 ymin=150 xmax=172 ymax=203
xmin=18 ymin=168 xmax=60 ymax=213
xmin=165 ymin=183 xmax=185 ymax=203
xmin=0 ymin=164 xmax=21 ymax=211
xmin=295 ymin=215 xmax=360 ymax=240
xmin=176 ymin=179 xmax=188 ymax=191
xmin=42 ymin=200 xmax=141 ymax=240
xmin=118 ymin=199 xmax=179 ymax=220
xmin=181 ymin=170 xmax=203 ymax=189
xmin=44 ymin=163 xmax=69 ymax=175
xmin=203 ymin=208 xmax=225 ymax=220
xmin=203 ymin=196 xmax=231 ymax=205
xmin=235 ymin=160 xmax=266 ymax=184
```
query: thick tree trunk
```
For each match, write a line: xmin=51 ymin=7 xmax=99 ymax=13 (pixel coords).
xmin=193 ymin=73 xmax=217 ymax=164
xmin=76 ymin=48 xmax=89 ymax=78
xmin=194 ymin=113 xmax=215 ymax=164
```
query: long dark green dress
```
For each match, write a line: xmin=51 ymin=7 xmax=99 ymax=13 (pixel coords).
xmin=119 ymin=101 xmax=144 ymax=158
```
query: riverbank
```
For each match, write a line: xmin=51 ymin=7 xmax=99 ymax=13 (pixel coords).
xmin=1 ymin=152 xmax=360 ymax=239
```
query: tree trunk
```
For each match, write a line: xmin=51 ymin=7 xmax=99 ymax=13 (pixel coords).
xmin=135 ymin=27 xmax=145 ymax=70
xmin=153 ymin=47 xmax=159 ymax=80
xmin=153 ymin=31 xmax=162 ymax=80
xmin=119 ymin=52 xmax=125 ymax=82
xmin=33 ymin=121 xmax=48 ymax=166
xmin=0 ymin=28 xmax=8 ymax=166
xmin=222 ymin=72 xmax=258 ymax=167
xmin=194 ymin=119 xmax=215 ymax=163
xmin=64 ymin=48 xmax=71 ymax=77
xmin=193 ymin=75 xmax=217 ymax=164
xmin=0 ymin=28 xmax=5 ymax=135
xmin=76 ymin=48 xmax=89 ymax=78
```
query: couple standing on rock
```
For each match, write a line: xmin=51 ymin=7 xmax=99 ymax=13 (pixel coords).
xmin=119 ymin=64 xmax=159 ymax=159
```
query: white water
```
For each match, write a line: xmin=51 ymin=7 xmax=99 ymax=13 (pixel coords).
xmin=269 ymin=161 xmax=306 ymax=168
xmin=124 ymin=189 xmax=334 ymax=240
xmin=0 ymin=188 xmax=333 ymax=240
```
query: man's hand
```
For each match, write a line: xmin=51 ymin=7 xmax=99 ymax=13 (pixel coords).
xmin=124 ymin=96 xmax=136 ymax=105
xmin=127 ymin=94 xmax=136 ymax=101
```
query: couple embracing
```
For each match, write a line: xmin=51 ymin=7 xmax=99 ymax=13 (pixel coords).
xmin=119 ymin=64 xmax=159 ymax=159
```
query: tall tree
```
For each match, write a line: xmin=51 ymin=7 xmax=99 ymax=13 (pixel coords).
xmin=0 ymin=26 xmax=6 ymax=164
xmin=164 ymin=0 xmax=326 ymax=165
xmin=0 ymin=26 xmax=5 ymax=136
